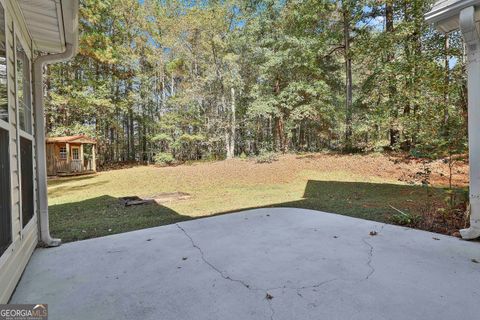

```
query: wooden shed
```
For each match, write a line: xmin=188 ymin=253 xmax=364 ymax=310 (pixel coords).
xmin=46 ymin=135 xmax=97 ymax=176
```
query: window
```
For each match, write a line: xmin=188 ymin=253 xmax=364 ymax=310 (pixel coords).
xmin=16 ymin=37 xmax=31 ymax=133
xmin=59 ymin=147 xmax=67 ymax=159
xmin=20 ymin=137 xmax=33 ymax=227
xmin=0 ymin=4 xmax=10 ymax=257
xmin=0 ymin=5 xmax=7 ymax=123
xmin=0 ymin=127 xmax=11 ymax=256
xmin=72 ymin=147 xmax=79 ymax=160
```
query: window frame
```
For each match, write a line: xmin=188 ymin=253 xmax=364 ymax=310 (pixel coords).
xmin=72 ymin=147 xmax=80 ymax=160
xmin=14 ymin=33 xmax=32 ymax=137
xmin=0 ymin=1 xmax=8 ymax=130
xmin=59 ymin=146 xmax=67 ymax=160
xmin=0 ymin=0 xmax=13 ymax=261
xmin=13 ymin=23 xmax=35 ymax=232
xmin=19 ymin=136 xmax=34 ymax=228
xmin=0 ymin=114 xmax=8 ymax=131
xmin=0 ymin=127 xmax=11 ymax=258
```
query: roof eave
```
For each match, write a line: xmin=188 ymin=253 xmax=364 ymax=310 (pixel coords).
xmin=60 ymin=0 xmax=79 ymax=54
xmin=18 ymin=0 xmax=79 ymax=54
xmin=56 ymin=0 xmax=66 ymax=52
xmin=425 ymin=0 xmax=480 ymax=33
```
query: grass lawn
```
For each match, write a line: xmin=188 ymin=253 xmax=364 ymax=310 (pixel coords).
xmin=48 ymin=153 xmax=469 ymax=242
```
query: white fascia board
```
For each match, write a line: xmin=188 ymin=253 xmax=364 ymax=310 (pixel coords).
xmin=60 ymin=0 xmax=78 ymax=52
xmin=425 ymin=0 xmax=480 ymax=33
xmin=56 ymin=0 xmax=66 ymax=52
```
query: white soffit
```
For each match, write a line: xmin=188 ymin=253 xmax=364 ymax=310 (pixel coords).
xmin=426 ymin=0 xmax=480 ymax=33
xmin=17 ymin=0 xmax=77 ymax=53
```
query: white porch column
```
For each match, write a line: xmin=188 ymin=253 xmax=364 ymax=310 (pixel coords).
xmin=80 ymin=143 xmax=84 ymax=171
xmin=92 ymin=144 xmax=96 ymax=172
xmin=460 ymin=6 xmax=480 ymax=239
xmin=65 ymin=142 xmax=70 ymax=173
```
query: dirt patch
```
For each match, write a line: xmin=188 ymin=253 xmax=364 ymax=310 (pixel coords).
xmin=149 ymin=192 xmax=192 ymax=203
xmin=120 ymin=192 xmax=191 ymax=206
xmin=147 ymin=153 xmax=468 ymax=189
xmin=119 ymin=196 xmax=156 ymax=206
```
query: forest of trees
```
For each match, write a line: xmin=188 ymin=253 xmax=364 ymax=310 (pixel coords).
xmin=45 ymin=0 xmax=468 ymax=165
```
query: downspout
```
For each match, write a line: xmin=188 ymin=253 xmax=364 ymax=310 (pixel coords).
xmin=33 ymin=1 xmax=78 ymax=246
xmin=459 ymin=6 xmax=480 ymax=240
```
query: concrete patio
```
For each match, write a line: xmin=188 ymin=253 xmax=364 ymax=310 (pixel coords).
xmin=10 ymin=208 xmax=480 ymax=319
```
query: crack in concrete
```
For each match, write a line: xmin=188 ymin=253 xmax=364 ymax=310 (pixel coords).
xmin=297 ymin=278 xmax=338 ymax=290
xmin=176 ymin=224 xmax=255 ymax=291
xmin=176 ymin=223 xmax=376 ymax=319
xmin=361 ymin=237 xmax=375 ymax=280
xmin=177 ymin=224 xmax=278 ymax=318
xmin=294 ymin=278 xmax=338 ymax=302
xmin=265 ymin=278 xmax=338 ymax=293
xmin=267 ymin=299 xmax=275 ymax=320
xmin=360 ymin=225 xmax=385 ymax=281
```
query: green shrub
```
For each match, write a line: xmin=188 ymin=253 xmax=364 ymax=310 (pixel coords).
xmin=391 ymin=211 xmax=422 ymax=226
xmin=255 ymin=150 xmax=279 ymax=164
xmin=151 ymin=133 xmax=173 ymax=143
xmin=177 ymin=133 xmax=205 ymax=143
xmin=154 ymin=152 xmax=175 ymax=166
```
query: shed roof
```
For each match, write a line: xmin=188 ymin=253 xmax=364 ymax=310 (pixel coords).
xmin=46 ymin=135 xmax=97 ymax=144
xmin=425 ymin=0 xmax=480 ymax=32
xmin=17 ymin=0 xmax=78 ymax=53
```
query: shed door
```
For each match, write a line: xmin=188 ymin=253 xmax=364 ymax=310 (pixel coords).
xmin=0 ymin=128 xmax=11 ymax=256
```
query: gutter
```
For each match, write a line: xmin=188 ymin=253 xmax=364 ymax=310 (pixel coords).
xmin=425 ymin=0 xmax=480 ymax=24
xmin=425 ymin=0 xmax=480 ymax=33
xmin=33 ymin=0 xmax=79 ymax=246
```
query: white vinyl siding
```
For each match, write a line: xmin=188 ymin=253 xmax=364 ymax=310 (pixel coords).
xmin=0 ymin=0 xmax=38 ymax=304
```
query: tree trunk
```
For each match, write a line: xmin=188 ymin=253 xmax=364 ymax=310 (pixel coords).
xmin=411 ymin=0 xmax=423 ymax=146
xmin=279 ymin=116 xmax=287 ymax=152
xmin=386 ymin=0 xmax=399 ymax=148
xmin=125 ymin=115 xmax=129 ymax=161
xmin=443 ymin=34 xmax=450 ymax=135
xmin=226 ymin=87 xmax=236 ymax=159
xmin=343 ymin=4 xmax=353 ymax=151
xmin=142 ymin=114 xmax=147 ymax=162
xmin=162 ymin=72 xmax=166 ymax=109
xmin=129 ymin=109 xmax=134 ymax=161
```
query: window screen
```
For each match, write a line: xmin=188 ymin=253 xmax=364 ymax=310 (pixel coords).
xmin=0 ymin=127 xmax=11 ymax=256
xmin=16 ymin=37 xmax=31 ymax=134
xmin=72 ymin=148 xmax=79 ymax=160
xmin=59 ymin=147 xmax=67 ymax=159
xmin=20 ymin=137 xmax=33 ymax=227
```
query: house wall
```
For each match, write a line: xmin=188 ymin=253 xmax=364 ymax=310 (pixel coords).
xmin=0 ymin=0 xmax=38 ymax=303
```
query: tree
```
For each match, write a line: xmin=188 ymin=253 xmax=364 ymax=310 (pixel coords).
xmin=44 ymin=0 xmax=468 ymax=164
